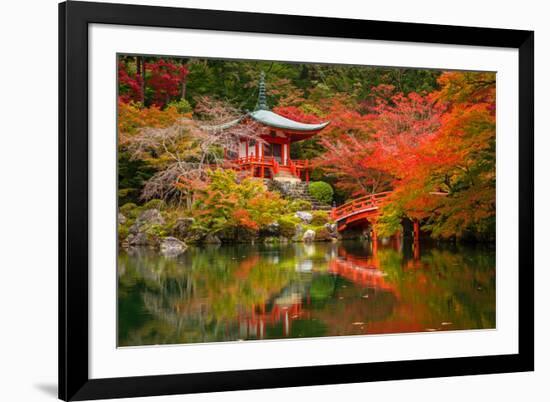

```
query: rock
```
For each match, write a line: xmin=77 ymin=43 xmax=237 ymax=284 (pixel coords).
xmin=129 ymin=209 xmax=165 ymax=235
xmin=264 ymin=222 xmax=280 ymax=236
xmin=127 ymin=232 xmax=150 ymax=246
xmin=137 ymin=209 xmax=165 ymax=226
xmin=325 ymin=222 xmax=337 ymax=233
xmin=203 ymin=234 xmax=222 ymax=244
xmin=295 ymin=211 xmax=313 ymax=224
xmin=160 ymin=236 xmax=187 ymax=256
xmin=172 ymin=217 xmax=195 ymax=239
xmin=302 ymin=229 xmax=316 ymax=242
xmin=118 ymin=213 xmax=127 ymax=225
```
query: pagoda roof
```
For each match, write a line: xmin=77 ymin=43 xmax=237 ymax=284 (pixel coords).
xmin=248 ymin=109 xmax=330 ymax=132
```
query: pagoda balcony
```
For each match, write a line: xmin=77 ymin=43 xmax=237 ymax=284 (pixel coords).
xmin=226 ymin=156 xmax=312 ymax=182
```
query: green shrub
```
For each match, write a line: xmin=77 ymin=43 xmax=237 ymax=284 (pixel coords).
xmin=287 ymin=199 xmax=312 ymax=213
xmin=278 ymin=215 xmax=301 ymax=238
xmin=310 ymin=211 xmax=329 ymax=226
xmin=308 ymin=181 xmax=333 ymax=204
xmin=313 ymin=225 xmax=332 ymax=241
xmin=143 ymin=199 xmax=166 ymax=210
xmin=167 ymin=98 xmax=192 ymax=114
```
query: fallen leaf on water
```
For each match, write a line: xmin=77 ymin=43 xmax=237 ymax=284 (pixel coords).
xmin=426 ymin=328 xmax=438 ymax=331
xmin=362 ymin=295 xmax=369 ymax=298
xmin=339 ymin=297 xmax=344 ymax=300
xmin=352 ymin=322 xmax=365 ymax=326
xmin=441 ymin=322 xmax=453 ymax=326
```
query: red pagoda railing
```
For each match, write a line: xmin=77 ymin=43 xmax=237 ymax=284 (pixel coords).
xmin=231 ymin=156 xmax=311 ymax=180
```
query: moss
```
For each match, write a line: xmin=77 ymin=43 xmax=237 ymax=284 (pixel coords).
xmin=143 ymin=199 xmax=166 ymax=210
xmin=310 ymin=211 xmax=329 ymax=226
xmin=145 ymin=223 xmax=168 ymax=238
xmin=278 ymin=215 xmax=301 ymax=238
xmin=119 ymin=202 xmax=140 ymax=218
xmin=287 ymin=199 xmax=312 ymax=213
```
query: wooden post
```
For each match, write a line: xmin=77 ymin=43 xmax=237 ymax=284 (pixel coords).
xmin=371 ymin=225 xmax=378 ymax=255
xmin=413 ymin=219 xmax=420 ymax=260
xmin=305 ymin=160 xmax=310 ymax=183
xmin=245 ymin=141 xmax=249 ymax=158
xmin=413 ymin=220 xmax=420 ymax=243
xmin=261 ymin=165 xmax=265 ymax=179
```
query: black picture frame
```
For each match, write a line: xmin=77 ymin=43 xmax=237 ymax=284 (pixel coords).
xmin=59 ymin=1 xmax=534 ymax=400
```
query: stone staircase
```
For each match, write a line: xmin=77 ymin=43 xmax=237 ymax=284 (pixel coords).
xmin=266 ymin=180 xmax=332 ymax=211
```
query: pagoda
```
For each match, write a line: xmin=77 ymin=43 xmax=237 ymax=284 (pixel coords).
xmin=229 ymin=72 xmax=329 ymax=183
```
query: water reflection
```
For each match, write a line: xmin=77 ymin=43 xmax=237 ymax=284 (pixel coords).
xmin=118 ymin=240 xmax=495 ymax=346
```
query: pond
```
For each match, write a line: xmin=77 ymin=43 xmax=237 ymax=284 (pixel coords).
xmin=118 ymin=239 xmax=496 ymax=347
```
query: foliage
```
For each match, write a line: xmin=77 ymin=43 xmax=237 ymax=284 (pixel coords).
xmin=286 ymin=199 xmax=313 ymax=213
xmin=277 ymin=215 xmax=301 ymax=238
xmin=308 ymin=181 xmax=334 ymax=204
xmin=143 ymin=199 xmax=166 ymax=210
xmin=192 ymin=169 xmax=287 ymax=236
xmin=117 ymin=53 xmax=496 ymax=241
xmin=118 ymin=57 xmax=188 ymax=108
xmin=167 ymin=98 xmax=193 ymax=114
xmin=310 ymin=211 xmax=330 ymax=226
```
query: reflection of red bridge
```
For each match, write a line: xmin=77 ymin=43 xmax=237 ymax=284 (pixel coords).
xmin=328 ymin=249 xmax=395 ymax=293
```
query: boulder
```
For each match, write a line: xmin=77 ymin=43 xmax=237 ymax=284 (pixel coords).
xmin=126 ymin=232 xmax=153 ymax=247
xmin=129 ymin=209 xmax=165 ymax=235
xmin=118 ymin=213 xmax=127 ymax=225
xmin=160 ymin=236 xmax=187 ymax=256
xmin=264 ymin=222 xmax=280 ymax=236
xmin=325 ymin=222 xmax=337 ymax=233
xmin=172 ymin=217 xmax=195 ymax=239
xmin=203 ymin=234 xmax=222 ymax=244
xmin=138 ymin=209 xmax=165 ymax=225
xmin=302 ymin=229 xmax=316 ymax=242
xmin=295 ymin=211 xmax=313 ymax=224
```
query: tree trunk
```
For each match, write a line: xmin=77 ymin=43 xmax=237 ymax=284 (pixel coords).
xmin=140 ymin=57 xmax=146 ymax=105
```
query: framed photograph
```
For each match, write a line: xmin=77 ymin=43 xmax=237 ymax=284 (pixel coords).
xmin=59 ymin=1 xmax=534 ymax=400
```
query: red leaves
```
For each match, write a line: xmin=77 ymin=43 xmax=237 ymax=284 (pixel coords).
xmin=118 ymin=58 xmax=189 ymax=108
xmin=146 ymin=59 xmax=188 ymax=108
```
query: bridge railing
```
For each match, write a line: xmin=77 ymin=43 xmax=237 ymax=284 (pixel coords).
xmin=331 ymin=191 xmax=392 ymax=220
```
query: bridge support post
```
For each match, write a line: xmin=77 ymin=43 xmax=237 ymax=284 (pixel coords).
xmin=413 ymin=220 xmax=420 ymax=243
xmin=371 ymin=226 xmax=378 ymax=255
xmin=413 ymin=219 xmax=420 ymax=259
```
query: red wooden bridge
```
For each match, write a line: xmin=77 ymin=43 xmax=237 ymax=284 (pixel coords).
xmin=330 ymin=191 xmax=392 ymax=232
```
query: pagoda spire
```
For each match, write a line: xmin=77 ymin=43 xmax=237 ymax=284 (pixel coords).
xmin=255 ymin=71 xmax=269 ymax=111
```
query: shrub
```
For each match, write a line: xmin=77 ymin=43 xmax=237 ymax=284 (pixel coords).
xmin=287 ymin=199 xmax=312 ymax=213
xmin=167 ymin=98 xmax=193 ymax=114
xmin=310 ymin=211 xmax=329 ymax=226
xmin=278 ymin=215 xmax=301 ymax=238
xmin=308 ymin=181 xmax=334 ymax=204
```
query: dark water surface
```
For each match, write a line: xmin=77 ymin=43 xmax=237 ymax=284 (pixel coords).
xmin=118 ymin=240 xmax=495 ymax=346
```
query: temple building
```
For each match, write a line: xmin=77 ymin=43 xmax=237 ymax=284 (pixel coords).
xmin=229 ymin=72 xmax=330 ymax=183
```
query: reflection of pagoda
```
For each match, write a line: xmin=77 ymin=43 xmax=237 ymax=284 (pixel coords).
xmin=227 ymin=72 xmax=330 ymax=183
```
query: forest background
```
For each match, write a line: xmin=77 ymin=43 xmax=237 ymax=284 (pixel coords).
xmin=117 ymin=56 xmax=496 ymax=242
